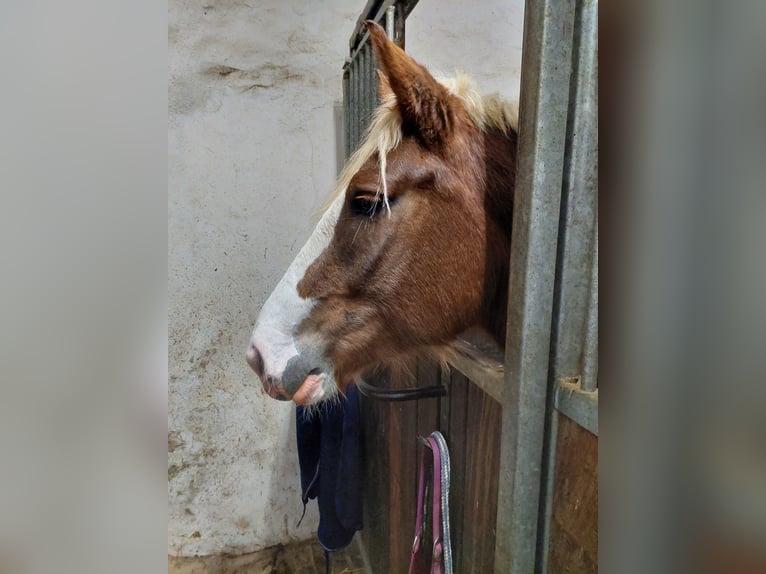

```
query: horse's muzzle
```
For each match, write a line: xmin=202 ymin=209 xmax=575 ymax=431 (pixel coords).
xmin=246 ymin=343 xmax=290 ymax=401
xmin=246 ymin=342 xmax=329 ymax=404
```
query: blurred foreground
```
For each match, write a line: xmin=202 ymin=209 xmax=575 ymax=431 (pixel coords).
xmin=0 ymin=0 xmax=764 ymax=572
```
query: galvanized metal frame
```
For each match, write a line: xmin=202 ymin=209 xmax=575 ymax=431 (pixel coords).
xmin=497 ymin=0 xmax=599 ymax=571
xmin=493 ymin=0 xmax=577 ymax=570
xmin=537 ymin=3 xmax=598 ymax=569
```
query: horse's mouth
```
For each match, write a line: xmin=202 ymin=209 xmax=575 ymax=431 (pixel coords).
xmin=291 ymin=372 xmax=327 ymax=405
xmin=261 ymin=371 xmax=328 ymax=405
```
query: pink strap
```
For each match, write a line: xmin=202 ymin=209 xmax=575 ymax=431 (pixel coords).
xmin=408 ymin=438 xmax=443 ymax=574
xmin=428 ymin=437 xmax=443 ymax=574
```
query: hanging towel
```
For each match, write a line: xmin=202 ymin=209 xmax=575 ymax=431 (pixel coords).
xmin=295 ymin=385 xmax=363 ymax=552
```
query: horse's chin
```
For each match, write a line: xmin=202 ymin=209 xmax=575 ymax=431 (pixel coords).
xmin=292 ymin=372 xmax=332 ymax=405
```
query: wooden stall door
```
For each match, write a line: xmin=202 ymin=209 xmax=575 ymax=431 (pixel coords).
xmin=359 ymin=359 xmax=502 ymax=574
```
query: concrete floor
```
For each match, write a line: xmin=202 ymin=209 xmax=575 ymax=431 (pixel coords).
xmin=168 ymin=537 xmax=366 ymax=574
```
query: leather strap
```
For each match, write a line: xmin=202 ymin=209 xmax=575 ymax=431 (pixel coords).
xmin=408 ymin=437 xmax=444 ymax=574
xmin=428 ymin=436 xmax=443 ymax=574
xmin=356 ymin=378 xmax=446 ymax=402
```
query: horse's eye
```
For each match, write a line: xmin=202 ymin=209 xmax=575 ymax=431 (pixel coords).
xmin=350 ymin=195 xmax=382 ymax=217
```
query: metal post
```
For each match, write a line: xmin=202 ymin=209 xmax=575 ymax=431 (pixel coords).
xmin=551 ymin=0 xmax=599 ymax=393
xmin=581 ymin=224 xmax=598 ymax=392
xmin=343 ymin=62 xmax=351 ymax=159
xmin=494 ymin=0 xmax=576 ymax=571
xmin=361 ymin=45 xmax=369 ymax=133
xmin=352 ymin=56 xmax=360 ymax=151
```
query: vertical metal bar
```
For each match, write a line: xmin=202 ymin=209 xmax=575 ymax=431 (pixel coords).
xmin=577 ymin=0 xmax=599 ymax=393
xmin=385 ymin=4 xmax=396 ymax=38
xmin=370 ymin=38 xmax=380 ymax=110
xmin=537 ymin=409 xmax=559 ymax=574
xmin=359 ymin=41 xmax=370 ymax=134
xmin=358 ymin=50 xmax=364 ymax=140
xmin=352 ymin=55 xmax=359 ymax=151
xmin=494 ymin=0 xmax=576 ymax=571
xmin=581 ymin=219 xmax=598 ymax=391
xmin=551 ymin=0 xmax=599 ymax=394
xmin=439 ymin=368 xmax=451 ymax=434
xmin=368 ymin=42 xmax=376 ymax=122
xmin=343 ymin=63 xmax=351 ymax=160
xmin=359 ymin=50 xmax=365 ymax=145
xmin=348 ymin=58 xmax=356 ymax=154
xmin=365 ymin=43 xmax=373 ymax=131
xmin=359 ymin=42 xmax=370 ymax=134
xmin=356 ymin=51 xmax=362 ymax=147
xmin=391 ymin=3 xmax=405 ymax=48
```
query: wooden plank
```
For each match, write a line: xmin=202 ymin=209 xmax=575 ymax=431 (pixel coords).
xmin=416 ymin=358 xmax=441 ymax=437
xmin=439 ymin=366 xmax=451 ymax=436
xmin=386 ymin=366 xmax=419 ymax=573
xmin=446 ymin=370 xmax=469 ymax=574
xmin=359 ymin=371 xmax=390 ymax=574
xmin=460 ymin=382 xmax=502 ymax=573
xmin=475 ymin=388 xmax=502 ymax=570
xmin=449 ymin=329 xmax=505 ymax=403
xmin=413 ymin=359 xmax=441 ymax=573
xmin=548 ymin=415 xmax=598 ymax=573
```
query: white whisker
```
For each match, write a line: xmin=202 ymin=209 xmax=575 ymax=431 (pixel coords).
xmin=351 ymin=220 xmax=364 ymax=244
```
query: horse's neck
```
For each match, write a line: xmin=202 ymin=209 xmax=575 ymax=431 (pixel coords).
xmin=480 ymin=127 xmax=518 ymax=345
xmin=483 ymin=127 xmax=517 ymax=233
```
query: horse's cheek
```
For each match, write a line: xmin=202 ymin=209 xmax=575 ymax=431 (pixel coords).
xmin=297 ymin=255 xmax=342 ymax=299
xmin=296 ymin=262 xmax=320 ymax=299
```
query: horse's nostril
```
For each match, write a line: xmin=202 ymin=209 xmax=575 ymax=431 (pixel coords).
xmin=246 ymin=343 xmax=265 ymax=378
xmin=266 ymin=375 xmax=275 ymax=386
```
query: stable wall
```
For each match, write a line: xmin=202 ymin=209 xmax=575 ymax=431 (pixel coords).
xmin=168 ymin=0 xmax=522 ymax=557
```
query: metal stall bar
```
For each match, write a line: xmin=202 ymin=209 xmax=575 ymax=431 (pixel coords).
xmin=361 ymin=43 xmax=369 ymax=132
xmin=550 ymin=0 xmax=599 ymax=438
xmin=551 ymin=0 xmax=599 ymax=394
xmin=343 ymin=63 xmax=351 ymax=159
xmin=522 ymin=0 xmax=599 ymax=571
xmin=349 ymin=39 xmax=360 ymax=152
xmin=342 ymin=1 xmax=419 ymax=159
xmin=581 ymin=222 xmax=598 ymax=393
xmin=494 ymin=0 xmax=577 ymax=571
xmin=356 ymin=54 xmax=362 ymax=147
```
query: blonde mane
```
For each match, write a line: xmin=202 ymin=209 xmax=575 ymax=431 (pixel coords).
xmin=324 ymin=73 xmax=519 ymax=213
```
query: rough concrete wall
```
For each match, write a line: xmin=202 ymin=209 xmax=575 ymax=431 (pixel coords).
xmin=169 ymin=0 xmax=360 ymax=556
xmin=168 ymin=0 xmax=523 ymax=558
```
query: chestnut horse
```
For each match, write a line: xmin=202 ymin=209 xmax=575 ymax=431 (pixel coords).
xmin=247 ymin=22 xmax=518 ymax=404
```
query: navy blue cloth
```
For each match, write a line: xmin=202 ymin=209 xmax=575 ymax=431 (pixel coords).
xmin=296 ymin=385 xmax=363 ymax=552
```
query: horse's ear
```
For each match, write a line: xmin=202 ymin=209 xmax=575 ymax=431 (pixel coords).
xmin=366 ymin=20 xmax=451 ymax=147
xmin=376 ymin=69 xmax=393 ymax=101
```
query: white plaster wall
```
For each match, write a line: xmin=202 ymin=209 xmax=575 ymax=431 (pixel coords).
xmin=407 ymin=0 xmax=524 ymax=102
xmin=168 ymin=0 xmax=361 ymax=556
xmin=168 ymin=0 xmax=523 ymax=557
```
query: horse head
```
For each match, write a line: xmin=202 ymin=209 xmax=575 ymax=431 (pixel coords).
xmin=247 ymin=22 xmax=518 ymax=404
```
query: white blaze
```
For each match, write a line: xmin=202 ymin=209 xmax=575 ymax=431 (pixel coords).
xmin=248 ymin=193 xmax=343 ymax=396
